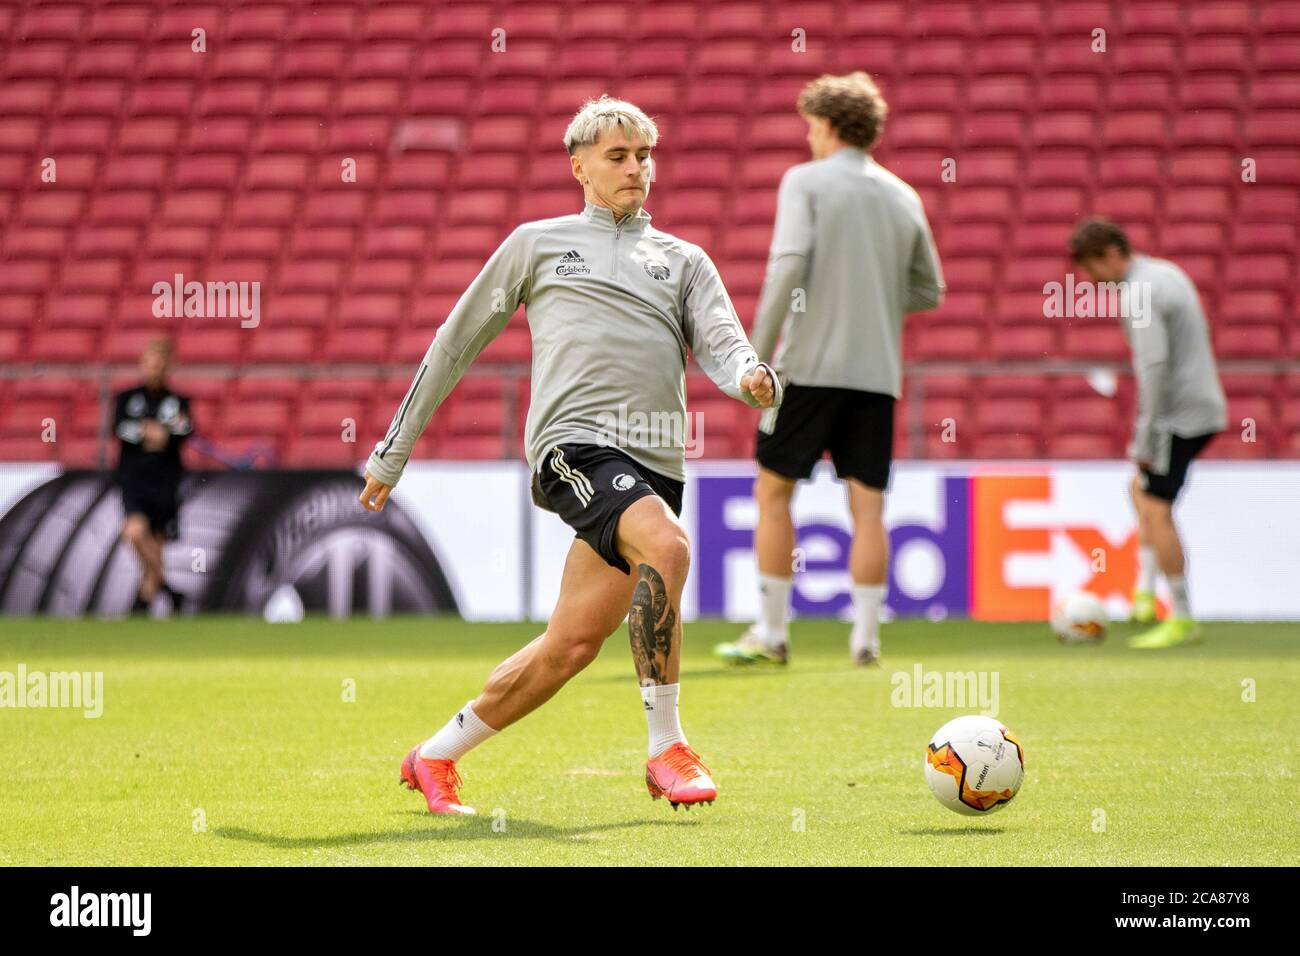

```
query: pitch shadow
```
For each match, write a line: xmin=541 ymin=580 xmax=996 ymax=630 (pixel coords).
xmin=214 ymin=814 xmax=691 ymax=850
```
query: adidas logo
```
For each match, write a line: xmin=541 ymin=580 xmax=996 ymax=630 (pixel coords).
xmin=556 ymin=249 xmax=590 ymax=277
xmin=456 ymin=712 xmax=464 ymax=728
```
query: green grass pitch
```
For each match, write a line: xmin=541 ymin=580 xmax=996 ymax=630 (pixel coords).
xmin=1 ymin=616 xmax=1295 ymax=866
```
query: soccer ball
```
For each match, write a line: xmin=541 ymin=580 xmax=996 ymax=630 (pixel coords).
xmin=924 ymin=715 xmax=1025 ymax=816
xmin=1050 ymin=591 xmax=1108 ymax=643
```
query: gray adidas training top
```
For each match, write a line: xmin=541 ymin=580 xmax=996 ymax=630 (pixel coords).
xmin=1119 ymin=254 xmax=1227 ymax=465
xmin=750 ymin=147 xmax=945 ymax=397
xmin=366 ymin=201 xmax=774 ymax=492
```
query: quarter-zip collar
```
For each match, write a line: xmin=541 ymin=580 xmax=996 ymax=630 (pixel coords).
xmin=581 ymin=200 xmax=653 ymax=231
xmin=829 ymin=145 xmax=871 ymax=167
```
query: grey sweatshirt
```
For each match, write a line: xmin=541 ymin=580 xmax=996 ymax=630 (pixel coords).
xmin=366 ymin=201 xmax=775 ymax=492
xmin=750 ymin=147 xmax=945 ymax=397
xmin=1119 ymin=254 xmax=1228 ymax=466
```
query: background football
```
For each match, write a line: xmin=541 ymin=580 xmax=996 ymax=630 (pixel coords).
xmin=1051 ymin=592 xmax=1109 ymax=644
xmin=924 ymin=715 xmax=1026 ymax=816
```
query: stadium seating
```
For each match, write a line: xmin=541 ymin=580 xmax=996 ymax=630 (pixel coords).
xmin=1 ymin=0 xmax=1297 ymax=464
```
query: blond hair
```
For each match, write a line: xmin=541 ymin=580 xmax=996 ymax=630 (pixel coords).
xmin=563 ymin=95 xmax=659 ymax=154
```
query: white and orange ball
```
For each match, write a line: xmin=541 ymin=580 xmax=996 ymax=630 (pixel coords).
xmin=924 ymin=715 xmax=1025 ymax=816
xmin=1050 ymin=591 xmax=1108 ymax=644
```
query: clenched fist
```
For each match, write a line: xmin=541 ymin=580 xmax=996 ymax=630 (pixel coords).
xmin=359 ymin=471 xmax=393 ymax=512
xmin=741 ymin=364 xmax=778 ymax=407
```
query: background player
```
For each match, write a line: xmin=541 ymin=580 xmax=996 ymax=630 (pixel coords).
xmin=715 ymin=72 xmax=944 ymax=668
xmin=358 ymin=97 xmax=780 ymax=814
xmin=1070 ymin=218 xmax=1227 ymax=649
xmin=113 ymin=339 xmax=193 ymax=616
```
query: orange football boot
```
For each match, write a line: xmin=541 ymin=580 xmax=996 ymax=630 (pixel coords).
xmin=400 ymin=746 xmax=476 ymax=815
xmin=645 ymin=742 xmax=717 ymax=810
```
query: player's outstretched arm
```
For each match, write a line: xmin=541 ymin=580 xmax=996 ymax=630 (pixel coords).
xmin=682 ymin=248 xmax=783 ymax=410
xmin=360 ymin=226 xmax=533 ymax=502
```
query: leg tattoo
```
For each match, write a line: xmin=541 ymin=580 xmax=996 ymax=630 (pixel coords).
xmin=629 ymin=562 xmax=676 ymax=685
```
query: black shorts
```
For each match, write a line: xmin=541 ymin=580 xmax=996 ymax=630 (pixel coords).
xmin=533 ymin=442 xmax=684 ymax=575
xmin=121 ymin=477 xmax=181 ymax=540
xmin=755 ymin=384 xmax=895 ymax=489
xmin=1141 ymin=431 xmax=1218 ymax=502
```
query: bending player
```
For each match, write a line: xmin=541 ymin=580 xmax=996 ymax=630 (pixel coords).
xmin=360 ymin=97 xmax=780 ymax=813
xmin=714 ymin=73 xmax=944 ymax=668
xmin=1070 ymin=218 xmax=1226 ymax=648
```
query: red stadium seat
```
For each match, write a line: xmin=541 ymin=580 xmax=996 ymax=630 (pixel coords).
xmin=1109 ymin=75 xmax=1174 ymax=111
xmin=1046 ymin=433 xmax=1123 ymax=459
xmin=898 ymin=78 xmax=963 ymax=113
xmin=29 ymin=329 xmax=98 ymax=363
xmin=1026 ymin=152 xmax=1092 ymax=187
xmin=973 ymin=40 xmax=1037 ymax=76
xmin=1116 ymin=37 xmax=1180 ymax=75
xmin=1180 ymin=75 xmax=1242 ymax=109
xmin=947 ymin=188 xmax=1014 ymax=222
xmin=323 ymin=327 xmax=393 ymax=363
xmin=1169 ymin=148 xmax=1239 ymax=184
xmin=281 ymin=437 xmax=364 ymax=468
xmin=1166 ymin=187 xmax=1232 ymax=222
xmin=1238 ymin=188 xmax=1299 ymax=223
xmin=973 ymin=433 xmax=1043 ymax=459
xmin=968 ymin=75 xmax=1033 ymax=112
xmin=1104 ymin=112 xmax=1171 ymax=148
xmin=963 ymin=114 xmax=1024 ymax=148
xmin=1216 ymin=324 xmax=1285 ymax=358
xmin=1032 ymin=113 xmax=1098 ymax=149
xmin=1184 ymin=37 xmax=1252 ymax=73
xmin=943 ymin=258 xmax=997 ymax=291
xmin=911 ymin=323 xmax=985 ymax=361
xmin=300 ymin=399 xmax=366 ymax=436
xmin=1173 ymin=111 xmax=1241 ymax=147
xmin=223 ymin=400 xmax=292 ymax=438
xmin=1161 ymin=222 xmax=1227 ymax=255
xmin=990 ymin=322 xmax=1058 ymax=360
xmin=177 ymin=329 xmax=245 ymax=364
xmin=1233 ymin=223 xmax=1296 ymax=254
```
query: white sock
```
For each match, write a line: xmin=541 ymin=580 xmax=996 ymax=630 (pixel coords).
xmin=642 ymin=683 xmax=687 ymax=757
xmin=1138 ymin=546 xmax=1158 ymax=592
xmin=850 ymin=583 xmax=886 ymax=651
xmin=757 ymin=573 xmax=792 ymax=645
xmin=1166 ymin=575 xmax=1192 ymax=619
xmin=419 ymin=700 xmax=498 ymax=761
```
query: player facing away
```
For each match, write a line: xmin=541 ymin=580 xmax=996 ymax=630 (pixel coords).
xmin=114 ymin=338 xmax=193 ymax=616
xmin=1070 ymin=218 xmax=1227 ymax=649
xmin=714 ymin=73 xmax=944 ymax=668
xmin=359 ymin=97 xmax=781 ymax=814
